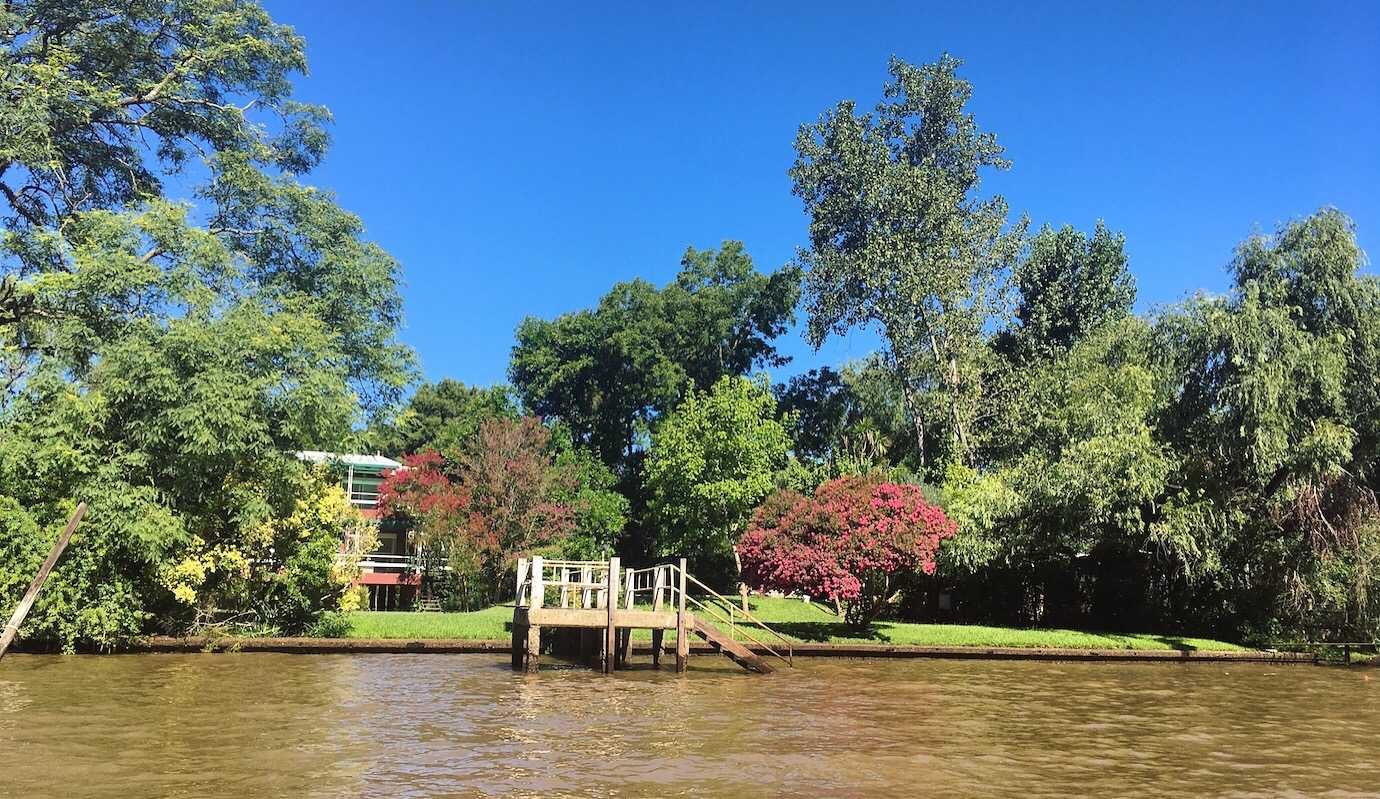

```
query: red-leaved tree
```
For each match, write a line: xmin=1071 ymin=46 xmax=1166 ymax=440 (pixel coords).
xmin=380 ymin=418 xmax=578 ymax=605
xmin=737 ymin=476 xmax=957 ymax=627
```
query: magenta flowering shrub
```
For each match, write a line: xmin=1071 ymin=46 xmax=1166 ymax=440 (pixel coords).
xmin=737 ymin=476 xmax=956 ymax=626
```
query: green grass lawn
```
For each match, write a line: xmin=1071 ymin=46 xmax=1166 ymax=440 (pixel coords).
xmin=346 ymin=604 xmax=514 ymax=640
xmin=345 ymin=595 xmax=1248 ymax=652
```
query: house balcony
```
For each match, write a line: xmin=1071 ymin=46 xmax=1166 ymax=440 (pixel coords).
xmin=340 ymin=552 xmax=448 ymax=587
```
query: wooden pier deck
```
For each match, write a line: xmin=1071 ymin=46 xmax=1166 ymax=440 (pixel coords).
xmin=510 ymin=557 xmax=789 ymax=674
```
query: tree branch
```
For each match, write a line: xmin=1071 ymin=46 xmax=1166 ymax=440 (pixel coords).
xmin=118 ymin=52 xmax=198 ymax=107
xmin=0 ymin=179 xmax=45 ymax=228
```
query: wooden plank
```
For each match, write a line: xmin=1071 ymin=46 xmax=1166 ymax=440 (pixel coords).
xmin=529 ymin=555 xmax=544 ymax=610
xmin=0 ymin=503 xmax=87 ymax=661
xmin=526 ymin=607 xmax=678 ymax=629
xmin=692 ymin=615 xmax=774 ymax=674
xmin=615 ymin=610 xmax=678 ymax=629
xmin=527 ymin=607 xmax=606 ymax=628
xmin=652 ymin=566 xmax=665 ymax=611
xmin=514 ymin=557 xmax=528 ymax=606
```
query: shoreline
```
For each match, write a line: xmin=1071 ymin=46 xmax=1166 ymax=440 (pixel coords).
xmin=61 ymin=636 xmax=1318 ymax=663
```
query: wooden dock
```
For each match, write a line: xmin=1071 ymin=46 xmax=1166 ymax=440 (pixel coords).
xmin=510 ymin=557 xmax=791 ymax=674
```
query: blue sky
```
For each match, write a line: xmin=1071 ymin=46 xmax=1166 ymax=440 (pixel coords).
xmin=269 ymin=1 xmax=1380 ymax=388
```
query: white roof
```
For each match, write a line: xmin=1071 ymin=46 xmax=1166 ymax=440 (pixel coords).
xmin=296 ymin=451 xmax=403 ymax=470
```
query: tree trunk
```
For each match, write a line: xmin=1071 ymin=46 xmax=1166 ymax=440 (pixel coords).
xmin=898 ymin=378 xmax=926 ymax=467
xmin=733 ymin=548 xmax=749 ymax=612
xmin=925 ymin=332 xmax=970 ymax=458
xmin=911 ymin=307 xmax=970 ymax=463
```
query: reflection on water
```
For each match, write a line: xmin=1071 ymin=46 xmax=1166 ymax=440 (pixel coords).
xmin=0 ymin=652 xmax=1375 ymax=798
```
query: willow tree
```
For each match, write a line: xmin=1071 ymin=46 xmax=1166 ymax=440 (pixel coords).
xmin=1155 ymin=209 xmax=1380 ymax=638
xmin=0 ymin=1 xmax=411 ymax=647
xmin=790 ymin=54 xmax=1025 ymax=468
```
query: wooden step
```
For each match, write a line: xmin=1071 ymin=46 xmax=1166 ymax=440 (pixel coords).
xmin=691 ymin=617 xmax=774 ymax=674
xmin=416 ymin=598 xmax=442 ymax=613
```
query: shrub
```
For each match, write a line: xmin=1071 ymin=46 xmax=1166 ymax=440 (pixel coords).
xmin=738 ymin=475 xmax=957 ymax=627
xmin=306 ymin=611 xmax=353 ymax=639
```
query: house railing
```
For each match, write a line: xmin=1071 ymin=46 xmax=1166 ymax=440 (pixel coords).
xmin=338 ymin=552 xmax=448 ymax=573
xmin=348 ymin=486 xmax=381 ymax=506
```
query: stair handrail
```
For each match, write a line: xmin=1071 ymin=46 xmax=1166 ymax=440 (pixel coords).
xmin=675 ymin=566 xmax=793 ymax=667
xmin=681 ymin=592 xmax=792 ymax=667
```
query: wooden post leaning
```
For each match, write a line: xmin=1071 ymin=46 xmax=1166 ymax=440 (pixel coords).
xmin=0 ymin=502 xmax=87 ymax=661
xmin=604 ymin=556 xmax=620 ymax=673
xmin=511 ymin=557 xmax=528 ymax=670
xmin=675 ymin=557 xmax=689 ymax=673
xmin=524 ymin=555 xmax=543 ymax=672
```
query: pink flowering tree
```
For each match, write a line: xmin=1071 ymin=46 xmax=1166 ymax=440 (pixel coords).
xmin=737 ymin=476 xmax=957 ymax=627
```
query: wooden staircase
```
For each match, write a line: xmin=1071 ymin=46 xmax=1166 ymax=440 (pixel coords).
xmin=692 ymin=616 xmax=774 ymax=674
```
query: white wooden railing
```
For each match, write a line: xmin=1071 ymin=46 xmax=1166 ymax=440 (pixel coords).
xmin=512 ymin=556 xmax=793 ymax=667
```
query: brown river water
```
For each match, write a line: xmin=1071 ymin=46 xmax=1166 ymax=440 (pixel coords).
xmin=0 ymin=653 xmax=1376 ymax=798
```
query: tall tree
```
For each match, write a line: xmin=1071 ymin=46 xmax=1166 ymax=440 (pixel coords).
xmin=367 ymin=379 xmax=520 ymax=458
xmin=0 ymin=1 xmax=412 ymax=647
xmin=1154 ymin=208 xmax=1380 ymax=637
xmin=645 ymin=375 xmax=790 ymax=584
xmin=1004 ymin=221 xmax=1136 ymax=360
xmin=791 ymin=54 xmax=1025 ymax=469
xmin=776 ymin=367 xmax=856 ymax=464
xmin=1 ymin=1 xmax=411 ymax=406
xmin=510 ymin=241 xmax=799 ymax=472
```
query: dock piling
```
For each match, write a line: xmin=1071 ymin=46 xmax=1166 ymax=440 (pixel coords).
xmin=676 ymin=557 xmax=688 ymax=673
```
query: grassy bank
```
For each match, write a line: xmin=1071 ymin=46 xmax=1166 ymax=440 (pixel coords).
xmin=345 ymin=596 xmax=1248 ymax=652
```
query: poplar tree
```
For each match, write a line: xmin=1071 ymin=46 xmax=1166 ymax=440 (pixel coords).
xmin=791 ymin=54 xmax=1025 ymax=467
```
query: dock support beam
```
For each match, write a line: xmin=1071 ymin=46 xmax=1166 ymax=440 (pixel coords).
xmin=525 ymin=624 xmax=541 ymax=672
xmin=604 ymin=556 xmax=620 ymax=673
xmin=651 ymin=628 xmax=664 ymax=667
xmin=524 ymin=556 xmax=543 ymax=672
xmin=511 ymin=558 xmax=527 ymax=671
xmin=510 ymin=623 xmax=524 ymax=670
xmin=675 ymin=557 xmax=689 ymax=673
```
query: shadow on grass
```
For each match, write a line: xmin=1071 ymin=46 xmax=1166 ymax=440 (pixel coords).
xmin=699 ymin=596 xmax=842 ymax=620
xmin=739 ymin=620 xmax=893 ymax=644
xmin=1096 ymin=633 xmax=1201 ymax=652
xmin=1150 ymin=636 xmax=1200 ymax=653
